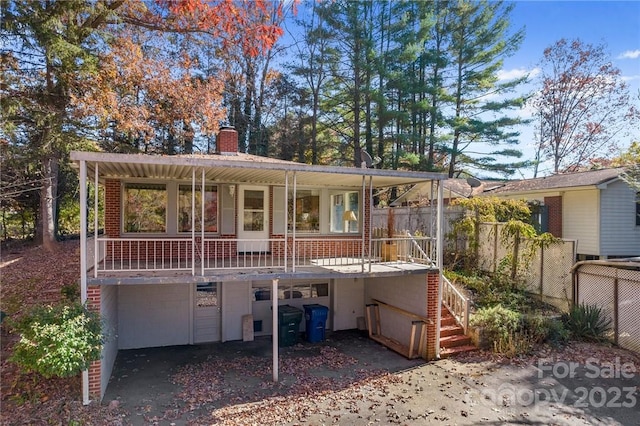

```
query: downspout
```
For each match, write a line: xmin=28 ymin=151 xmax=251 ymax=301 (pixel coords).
xmin=79 ymin=160 xmax=90 ymax=405
xmin=435 ymin=179 xmax=444 ymax=359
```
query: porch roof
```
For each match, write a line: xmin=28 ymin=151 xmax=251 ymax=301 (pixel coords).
xmin=70 ymin=151 xmax=446 ymax=188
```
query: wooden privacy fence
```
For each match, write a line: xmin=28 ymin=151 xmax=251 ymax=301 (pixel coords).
xmin=573 ymin=260 xmax=640 ymax=355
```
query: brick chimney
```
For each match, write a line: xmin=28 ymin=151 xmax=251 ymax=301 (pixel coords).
xmin=216 ymin=126 xmax=238 ymax=155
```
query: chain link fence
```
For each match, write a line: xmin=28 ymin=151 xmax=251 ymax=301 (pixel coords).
xmin=574 ymin=260 xmax=640 ymax=354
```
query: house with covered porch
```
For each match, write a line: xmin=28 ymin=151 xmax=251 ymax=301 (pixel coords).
xmin=71 ymin=128 xmax=450 ymax=404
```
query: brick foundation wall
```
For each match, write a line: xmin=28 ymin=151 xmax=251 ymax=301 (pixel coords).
xmin=544 ymin=196 xmax=563 ymax=238
xmin=86 ymin=286 xmax=102 ymax=398
xmin=425 ymin=272 xmax=440 ymax=360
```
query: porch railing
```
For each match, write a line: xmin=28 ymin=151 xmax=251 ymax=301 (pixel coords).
xmin=442 ymin=275 xmax=470 ymax=333
xmin=91 ymin=234 xmax=438 ymax=275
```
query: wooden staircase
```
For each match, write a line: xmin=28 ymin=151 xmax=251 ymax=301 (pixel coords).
xmin=439 ymin=303 xmax=477 ymax=358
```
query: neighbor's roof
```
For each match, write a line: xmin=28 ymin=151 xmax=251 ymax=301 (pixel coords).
xmin=391 ymin=178 xmax=505 ymax=205
xmin=484 ymin=168 xmax=624 ymax=195
xmin=70 ymin=151 xmax=446 ymax=189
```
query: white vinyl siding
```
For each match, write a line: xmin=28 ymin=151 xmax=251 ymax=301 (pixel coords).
xmin=563 ymin=189 xmax=599 ymax=255
xmin=600 ymin=180 xmax=640 ymax=256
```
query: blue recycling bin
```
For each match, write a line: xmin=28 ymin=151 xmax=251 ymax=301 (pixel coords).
xmin=303 ymin=304 xmax=329 ymax=343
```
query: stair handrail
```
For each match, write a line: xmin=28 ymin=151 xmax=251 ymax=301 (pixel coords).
xmin=405 ymin=231 xmax=435 ymax=267
xmin=442 ymin=275 xmax=470 ymax=334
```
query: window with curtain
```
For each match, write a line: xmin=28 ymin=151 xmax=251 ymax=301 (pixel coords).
xmin=330 ymin=191 xmax=359 ymax=233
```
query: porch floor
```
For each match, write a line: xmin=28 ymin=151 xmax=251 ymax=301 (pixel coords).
xmin=90 ymin=256 xmax=436 ymax=284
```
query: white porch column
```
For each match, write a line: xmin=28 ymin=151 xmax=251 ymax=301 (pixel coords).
xmin=368 ymin=176 xmax=373 ymax=273
xmin=201 ymin=168 xmax=205 ymax=276
xmin=94 ymin=164 xmax=99 ymax=278
xmin=435 ymin=179 xmax=444 ymax=358
xmin=79 ymin=160 xmax=90 ymax=405
xmin=361 ymin=175 xmax=366 ymax=272
xmin=192 ymin=168 xmax=196 ymax=276
xmin=272 ymin=278 xmax=279 ymax=382
xmin=292 ymin=173 xmax=297 ymax=273
xmin=284 ymin=172 xmax=289 ymax=272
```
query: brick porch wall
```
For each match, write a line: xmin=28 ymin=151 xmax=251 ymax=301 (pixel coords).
xmin=86 ymin=286 xmax=102 ymax=398
xmin=105 ymin=179 xmax=121 ymax=238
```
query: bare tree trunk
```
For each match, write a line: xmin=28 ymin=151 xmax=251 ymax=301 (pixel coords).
xmin=41 ymin=154 xmax=58 ymax=252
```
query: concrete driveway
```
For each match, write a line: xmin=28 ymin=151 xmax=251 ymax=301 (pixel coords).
xmin=103 ymin=331 xmax=640 ymax=425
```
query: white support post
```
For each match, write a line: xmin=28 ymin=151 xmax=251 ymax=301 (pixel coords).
xmin=192 ymin=168 xmax=196 ymax=276
xmin=284 ymin=172 xmax=289 ymax=272
xmin=292 ymin=173 xmax=297 ymax=272
xmin=361 ymin=175 xmax=366 ymax=272
xmin=201 ymin=168 xmax=205 ymax=276
xmin=94 ymin=164 xmax=99 ymax=278
xmin=272 ymin=278 xmax=279 ymax=382
xmin=79 ymin=160 xmax=90 ymax=405
xmin=435 ymin=179 xmax=444 ymax=359
xmin=368 ymin=176 xmax=373 ymax=273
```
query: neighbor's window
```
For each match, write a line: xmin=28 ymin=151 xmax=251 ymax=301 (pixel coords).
xmin=124 ymin=183 xmax=167 ymax=232
xmin=330 ymin=191 xmax=359 ymax=233
xmin=288 ymin=189 xmax=320 ymax=232
xmin=278 ymin=282 xmax=329 ymax=299
xmin=178 ymin=185 xmax=218 ymax=233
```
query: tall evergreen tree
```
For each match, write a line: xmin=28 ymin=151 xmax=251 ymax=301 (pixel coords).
xmin=445 ymin=0 xmax=527 ymax=177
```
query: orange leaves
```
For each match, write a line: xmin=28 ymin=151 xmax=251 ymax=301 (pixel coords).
xmin=153 ymin=0 xmax=285 ymax=57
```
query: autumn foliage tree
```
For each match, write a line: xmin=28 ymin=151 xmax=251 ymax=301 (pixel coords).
xmin=532 ymin=39 xmax=639 ymax=174
xmin=1 ymin=0 xmax=284 ymax=246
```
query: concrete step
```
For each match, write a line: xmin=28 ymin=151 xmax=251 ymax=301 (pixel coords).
xmin=440 ymin=334 xmax=472 ymax=348
xmin=440 ymin=324 xmax=465 ymax=338
xmin=439 ymin=344 xmax=478 ymax=359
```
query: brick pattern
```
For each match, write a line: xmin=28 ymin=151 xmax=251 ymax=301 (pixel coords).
xmin=104 ymin=179 xmax=121 ymax=237
xmin=544 ymin=196 xmax=563 ymax=238
xmin=425 ymin=272 xmax=440 ymax=360
xmin=86 ymin=286 xmax=102 ymax=398
xmin=216 ymin=127 xmax=238 ymax=154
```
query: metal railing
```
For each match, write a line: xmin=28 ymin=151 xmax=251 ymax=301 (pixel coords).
xmin=442 ymin=275 xmax=470 ymax=333
xmin=91 ymin=234 xmax=439 ymax=275
xmin=95 ymin=237 xmax=194 ymax=273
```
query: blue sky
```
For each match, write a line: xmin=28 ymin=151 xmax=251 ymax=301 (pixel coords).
xmin=500 ymin=1 xmax=640 ymax=177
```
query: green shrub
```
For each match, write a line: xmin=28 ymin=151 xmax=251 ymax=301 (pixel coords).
xmin=562 ymin=303 xmax=612 ymax=342
xmin=470 ymin=304 xmax=522 ymax=352
xmin=10 ymin=302 xmax=103 ymax=378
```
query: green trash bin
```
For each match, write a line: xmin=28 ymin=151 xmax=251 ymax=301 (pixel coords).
xmin=278 ymin=305 xmax=303 ymax=347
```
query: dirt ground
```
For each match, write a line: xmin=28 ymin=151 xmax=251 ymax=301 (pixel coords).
xmin=100 ymin=330 xmax=640 ymax=426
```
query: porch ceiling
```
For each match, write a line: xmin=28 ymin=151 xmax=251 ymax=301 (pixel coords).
xmin=71 ymin=151 xmax=446 ymax=188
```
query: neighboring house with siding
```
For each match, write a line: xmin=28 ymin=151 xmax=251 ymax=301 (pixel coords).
xmin=484 ymin=168 xmax=639 ymax=260
xmin=71 ymin=128 xmax=449 ymax=404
